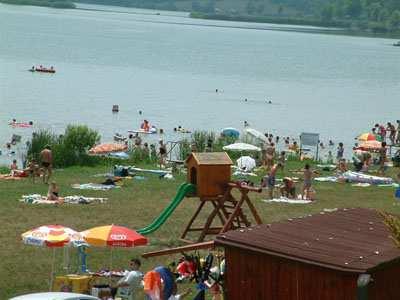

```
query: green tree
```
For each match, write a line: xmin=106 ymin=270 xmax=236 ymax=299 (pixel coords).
xmin=387 ymin=10 xmax=400 ymax=30
xmin=246 ymin=0 xmax=256 ymax=15
xmin=278 ymin=5 xmax=284 ymax=15
xmin=321 ymin=4 xmax=334 ymax=21
xmin=345 ymin=0 xmax=362 ymax=17
xmin=367 ymin=2 xmax=382 ymax=22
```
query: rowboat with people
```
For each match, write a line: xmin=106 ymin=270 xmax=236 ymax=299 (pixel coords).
xmin=29 ymin=65 xmax=56 ymax=73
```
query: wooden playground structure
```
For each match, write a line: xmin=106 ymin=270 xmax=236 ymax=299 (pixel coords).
xmin=181 ymin=152 xmax=263 ymax=243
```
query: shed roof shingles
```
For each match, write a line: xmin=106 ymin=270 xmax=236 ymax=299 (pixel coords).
xmin=216 ymin=208 xmax=400 ymax=273
xmin=187 ymin=152 xmax=233 ymax=165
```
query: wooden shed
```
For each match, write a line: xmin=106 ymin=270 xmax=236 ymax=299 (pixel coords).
xmin=215 ymin=208 xmax=400 ymax=300
xmin=186 ymin=152 xmax=232 ymax=198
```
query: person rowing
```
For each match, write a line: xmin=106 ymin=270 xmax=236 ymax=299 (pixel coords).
xmin=140 ymin=120 xmax=150 ymax=132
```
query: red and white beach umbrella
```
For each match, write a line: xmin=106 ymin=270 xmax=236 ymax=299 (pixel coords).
xmin=81 ymin=225 xmax=148 ymax=248
xmin=22 ymin=224 xmax=84 ymax=248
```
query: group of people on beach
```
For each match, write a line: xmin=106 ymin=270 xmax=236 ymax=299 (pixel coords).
xmin=369 ymin=121 xmax=400 ymax=145
xmin=9 ymin=145 xmax=52 ymax=183
xmin=261 ymin=154 xmax=317 ymax=201
xmin=127 ymin=133 xmax=168 ymax=168
xmin=8 ymin=145 xmax=57 ymax=200
xmin=350 ymin=121 xmax=400 ymax=176
xmin=106 ymin=253 xmax=224 ymax=300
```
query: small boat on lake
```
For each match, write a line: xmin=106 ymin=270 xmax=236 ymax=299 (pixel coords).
xmin=29 ymin=65 xmax=56 ymax=73
xmin=393 ymin=41 xmax=400 ymax=47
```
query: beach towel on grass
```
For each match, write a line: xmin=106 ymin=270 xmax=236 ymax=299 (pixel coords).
xmin=233 ymin=170 xmax=258 ymax=177
xmin=315 ymin=176 xmax=338 ymax=182
xmin=262 ymin=197 xmax=312 ymax=204
xmin=71 ymin=183 xmax=120 ymax=191
xmin=20 ymin=194 xmax=107 ymax=204
xmin=342 ymin=171 xmax=394 ymax=185
xmin=315 ymin=172 xmax=394 ymax=185
xmin=0 ymin=174 xmax=24 ymax=180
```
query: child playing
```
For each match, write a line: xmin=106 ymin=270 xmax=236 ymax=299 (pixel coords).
xmin=336 ymin=142 xmax=344 ymax=161
xmin=265 ymin=143 xmax=275 ymax=171
xmin=280 ymin=177 xmax=296 ymax=199
xmin=302 ymin=164 xmax=318 ymax=200
xmin=10 ymin=159 xmax=18 ymax=176
xmin=25 ymin=159 xmax=40 ymax=183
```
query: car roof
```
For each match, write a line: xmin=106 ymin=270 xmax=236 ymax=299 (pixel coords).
xmin=9 ymin=292 xmax=100 ymax=300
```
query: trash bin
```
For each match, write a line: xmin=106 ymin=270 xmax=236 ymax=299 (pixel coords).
xmin=396 ymin=187 xmax=400 ymax=199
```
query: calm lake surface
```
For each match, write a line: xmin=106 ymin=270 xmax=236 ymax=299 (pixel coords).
xmin=0 ymin=3 xmax=399 ymax=163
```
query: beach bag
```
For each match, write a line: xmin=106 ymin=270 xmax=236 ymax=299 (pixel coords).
xmin=395 ymin=187 xmax=400 ymax=199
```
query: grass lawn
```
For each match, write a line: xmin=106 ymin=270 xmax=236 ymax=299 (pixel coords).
xmin=0 ymin=160 xmax=399 ymax=299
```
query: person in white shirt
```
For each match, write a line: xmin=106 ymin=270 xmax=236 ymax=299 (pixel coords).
xmin=115 ymin=258 xmax=143 ymax=300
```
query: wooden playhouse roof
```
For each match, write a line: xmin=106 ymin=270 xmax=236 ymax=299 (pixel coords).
xmin=187 ymin=152 xmax=233 ymax=165
xmin=215 ymin=208 xmax=400 ymax=273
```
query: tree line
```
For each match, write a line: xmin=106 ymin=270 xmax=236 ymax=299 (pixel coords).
xmin=78 ymin=0 xmax=400 ymax=33
xmin=1 ymin=0 xmax=75 ymax=8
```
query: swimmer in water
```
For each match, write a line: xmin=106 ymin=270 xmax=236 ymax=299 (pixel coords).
xmin=215 ymin=89 xmax=218 ymax=93
xmin=138 ymin=110 xmax=142 ymax=115
xmin=245 ymin=98 xmax=248 ymax=102
xmin=244 ymin=121 xmax=249 ymax=127
xmin=268 ymin=100 xmax=272 ymax=104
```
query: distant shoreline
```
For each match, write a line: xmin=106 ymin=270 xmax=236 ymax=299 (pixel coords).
xmin=191 ymin=12 xmax=400 ymax=39
xmin=2 ymin=1 xmax=399 ymax=39
xmin=0 ymin=0 xmax=75 ymax=9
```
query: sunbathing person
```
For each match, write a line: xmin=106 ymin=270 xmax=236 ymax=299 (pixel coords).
xmin=101 ymin=176 xmax=122 ymax=185
xmin=47 ymin=182 xmax=61 ymax=201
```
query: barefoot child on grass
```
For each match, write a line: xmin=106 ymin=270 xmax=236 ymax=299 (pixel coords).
xmin=302 ymin=164 xmax=318 ymax=200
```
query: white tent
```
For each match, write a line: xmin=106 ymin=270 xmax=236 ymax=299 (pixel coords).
xmin=223 ymin=143 xmax=261 ymax=152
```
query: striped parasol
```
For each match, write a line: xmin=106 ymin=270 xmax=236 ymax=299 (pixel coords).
xmin=22 ymin=224 xmax=85 ymax=248
xmin=81 ymin=225 xmax=148 ymax=247
xmin=357 ymin=133 xmax=377 ymax=142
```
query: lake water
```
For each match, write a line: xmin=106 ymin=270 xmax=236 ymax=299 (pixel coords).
xmin=1 ymin=3 xmax=399 ymax=165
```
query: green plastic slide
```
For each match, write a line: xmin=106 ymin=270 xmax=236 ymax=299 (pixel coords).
xmin=137 ymin=183 xmax=196 ymax=235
